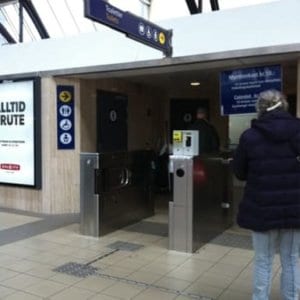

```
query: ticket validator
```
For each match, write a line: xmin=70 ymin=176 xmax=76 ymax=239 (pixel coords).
xmin=169 ymin=130 xmax=201 ymax=253
xmin=169 ymin=130 xmax=234 ymax=253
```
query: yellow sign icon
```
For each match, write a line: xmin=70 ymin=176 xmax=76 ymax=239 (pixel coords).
xmin=173 ymin=131 xmax=182 ymax=143
xmin=159 ymin=32 xmax=166 ymax=45
xmin=59 ymin=91 xmax=72 ymax=103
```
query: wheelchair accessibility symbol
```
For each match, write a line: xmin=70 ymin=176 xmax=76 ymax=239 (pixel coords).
xmin=59 ymin=119 xmax=72 ymax=131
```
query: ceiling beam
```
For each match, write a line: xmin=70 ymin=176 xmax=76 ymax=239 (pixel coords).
xmin=185 ymin=0 xmax=220 ymax=13
xmin=187 ymin=0 xmax=221 ymax=14
xmin=185 ymin=0 xmax=198 ymax=14
xmin=198 ymin=0 xmax=202 ymax=13
xmin=21 ymin=0 xmax=49 ymax=39
xmin=0 ymin=21 xmax=16 ymax=43
xmin=210 ymin=0 xmax=219 ymax=11
xmin=0 ymin=0 xmax=17 ymax=5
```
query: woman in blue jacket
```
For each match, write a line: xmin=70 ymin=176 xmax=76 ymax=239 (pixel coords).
xmin=232 ymin=89 xmax=300 ymax=300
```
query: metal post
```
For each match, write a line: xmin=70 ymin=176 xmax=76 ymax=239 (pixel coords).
xmin=19 ymin=0 xmax=23 ymax=42
xmin=80 ymin=152 xmax=100 ymax=237
xmin=169 ymin=156 xmax=196 ymax=253
xmin=139 ymin=0 xmax=151 ymax=19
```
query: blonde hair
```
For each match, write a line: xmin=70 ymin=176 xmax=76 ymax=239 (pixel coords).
xmin=256 ymin=90 xmax=288 ymax=117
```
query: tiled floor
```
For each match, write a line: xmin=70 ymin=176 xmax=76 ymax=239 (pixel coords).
xmin=0 ymin=208 xmax=284 ymax=300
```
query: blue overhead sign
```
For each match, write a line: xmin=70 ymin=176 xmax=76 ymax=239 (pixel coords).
xmin=220 ymin=65 xmax=282 ymax=115
xmin=84 ymin=0 xmax=173 ymax=57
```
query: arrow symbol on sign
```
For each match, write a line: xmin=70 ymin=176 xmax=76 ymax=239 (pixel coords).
xmin=59 ymin=91 xmax=72 ymax=102
xmin=61 ymin=93 xmax=68 ymax=100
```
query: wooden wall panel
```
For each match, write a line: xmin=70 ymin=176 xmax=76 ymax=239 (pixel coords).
xmin=80 ymin=80 xmax=97 ymax=152
xmin=0 ymin=77 xmax=81 ymax=214
xmin=297 ymin=60 xmax=300 ymax=118
xmin=80 ymin=78 xmax=167 ymax=153
xmin=283 ymin=63 xmax=297 ymax=95
xmin=43 ymin=77 xmax=81 ymax=214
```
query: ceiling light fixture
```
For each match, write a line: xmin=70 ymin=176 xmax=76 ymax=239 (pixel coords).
xmin=190 ymin=81 xmax=200 ymax=86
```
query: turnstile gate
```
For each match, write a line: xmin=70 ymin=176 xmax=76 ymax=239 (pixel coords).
xmin=169 ymin=155 xmax=233 ymax=253
xmin=80 ymin=151 xmax=154 ymax=237
xmin=80 ymin=152 xmax=99 ymax=237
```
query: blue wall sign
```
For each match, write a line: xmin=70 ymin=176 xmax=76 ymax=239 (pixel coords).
xmin=220 ymin=65 xmax=282 ymax=115
xmin=84 ymin=0 xmax=172 ymax=57
xmin=57 ymin=85 xmax=75 ymax=149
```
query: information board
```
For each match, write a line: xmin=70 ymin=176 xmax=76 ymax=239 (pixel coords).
xmin=220 ymin=65 xmax=282 ymax=115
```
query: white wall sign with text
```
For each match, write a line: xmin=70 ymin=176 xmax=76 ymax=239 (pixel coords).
xmin=0 ymin=78 xmax=41 ymax=188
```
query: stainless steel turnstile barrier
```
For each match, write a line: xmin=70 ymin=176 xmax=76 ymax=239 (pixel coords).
xmin=95 ymin=151 xmax=154 ymax=236
xmin=80 ymin=152 xmax=99 ymax=237
xmin=169 ymin=155 xmax=233 ymax=253
xmin=80 ymin=151 xmax=154 ymax=237
xmin=169 ymin=155 xmax=200 ymax=253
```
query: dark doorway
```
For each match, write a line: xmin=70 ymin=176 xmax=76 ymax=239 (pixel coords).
xmin=170 ymin=98 xmax=209 ymax=138
xmin=97 ymin=90 xmax=128 ymax=152
xmin=287 ymin=94 xmax=297 ymax=117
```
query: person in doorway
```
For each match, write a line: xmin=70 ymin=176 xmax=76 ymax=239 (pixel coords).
xmin=188 ymin=107 xmax=220 ymax=154
xmin=232 ymin=89 xmax=300 ymax=300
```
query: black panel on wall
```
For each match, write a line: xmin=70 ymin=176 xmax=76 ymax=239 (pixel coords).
xmin=97 ymin=90 xmax=128 ymax=152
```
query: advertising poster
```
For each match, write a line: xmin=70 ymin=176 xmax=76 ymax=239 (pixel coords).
xmin=0 ymin=80 xmax=36 ymax=186
xmin=220 ymin=65 xmax=282 ymax=115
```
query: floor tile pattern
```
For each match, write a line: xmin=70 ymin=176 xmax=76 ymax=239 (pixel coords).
xmin=0 ymin=207 xmax=285 ymax=300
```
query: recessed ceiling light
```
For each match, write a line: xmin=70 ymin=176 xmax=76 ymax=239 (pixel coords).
xmin=190 ymin=81 xmax=200 ymax=86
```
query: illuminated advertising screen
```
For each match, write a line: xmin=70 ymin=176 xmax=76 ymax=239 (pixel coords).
xmin=0 ymin=78 xmax=41 ymax=188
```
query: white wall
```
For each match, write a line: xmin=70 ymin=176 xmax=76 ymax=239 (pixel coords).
xmin=164 ymin=0 xmax=300 ymax=57
xmin=0 ymin=0 xmax=299 ymax=78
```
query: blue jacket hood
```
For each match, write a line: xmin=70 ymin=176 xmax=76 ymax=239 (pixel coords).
xmin=251 ymin=110 xmax=300 ymax=143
